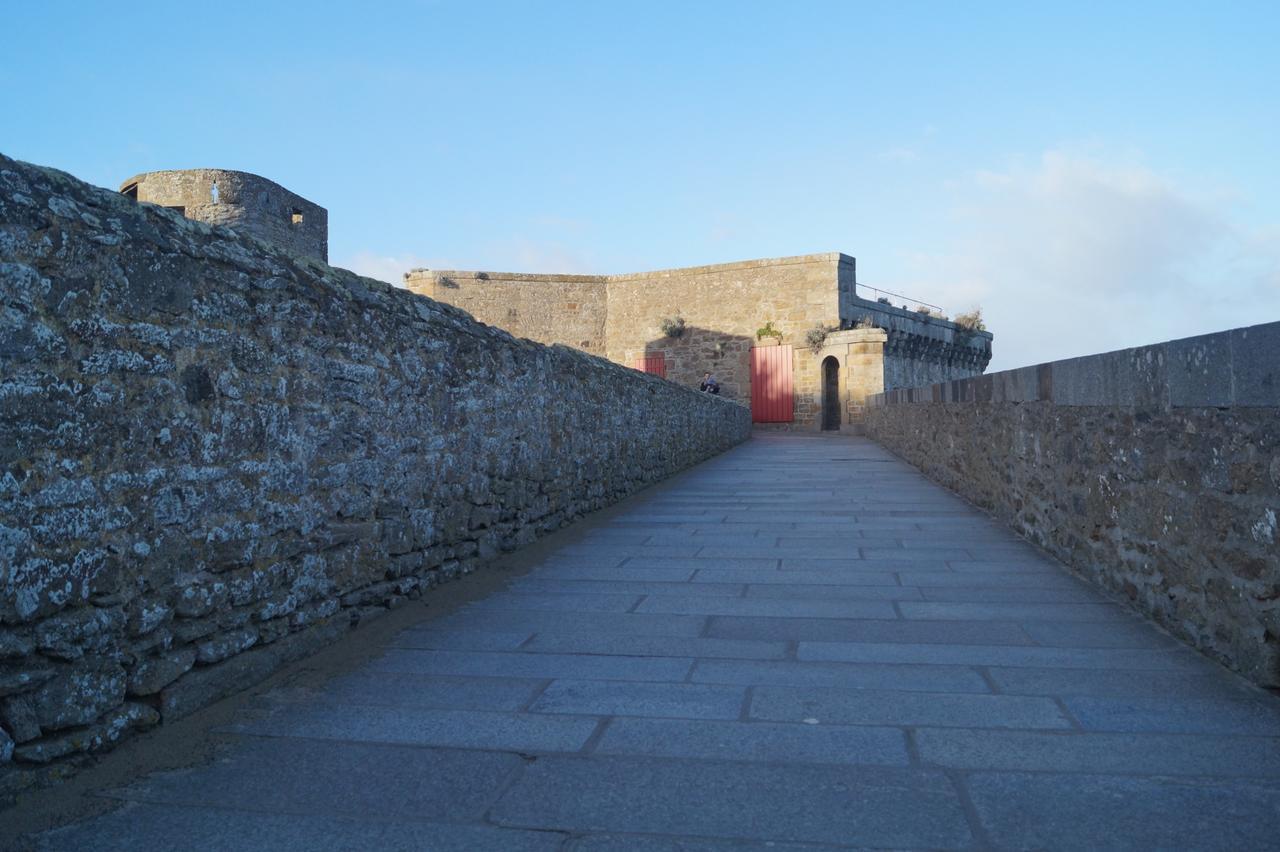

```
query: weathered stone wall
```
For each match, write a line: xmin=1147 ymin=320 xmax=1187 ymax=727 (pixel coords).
xmin=0 ymin=153 xmax=750 ymax=781
xmin=865 ymin=323 xmax=1280 ymax=685
xmin=402 ymin=270 xmax=608 ymax=356
xmin=605 ymin=254 xmax=841 ymax=420
xmin=120 ymin=169 xmax=328 ymax=262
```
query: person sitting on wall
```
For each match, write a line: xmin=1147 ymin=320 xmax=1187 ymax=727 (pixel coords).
xmin=700 ymin=372 xmax=720 ymax=394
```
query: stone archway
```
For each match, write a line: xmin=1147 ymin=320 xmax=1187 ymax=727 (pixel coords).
xmin=821 ymin=355 xmax=841 ymax=431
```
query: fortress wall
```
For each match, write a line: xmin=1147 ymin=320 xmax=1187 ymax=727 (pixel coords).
xmin=604 ymin=254 xmax=842 ymax=419
xmin=844 ymin=296 xmax=993 ymax=391
xmin=402 ymin=270 xmax=608 ymax=356
xmin=864 ymin=324 xmax=1280 ymax=685
xmin=0 ymin=154 xmax=750 ymax=775
xmin=121 ymin=169 xmax=328 ymax=262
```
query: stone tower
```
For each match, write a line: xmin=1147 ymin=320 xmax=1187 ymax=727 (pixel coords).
xmin=119 ymin=169 xmax=328 ymax=261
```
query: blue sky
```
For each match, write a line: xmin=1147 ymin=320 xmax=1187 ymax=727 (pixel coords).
xmin=6 ymin=1 xmax=1278 ymax=370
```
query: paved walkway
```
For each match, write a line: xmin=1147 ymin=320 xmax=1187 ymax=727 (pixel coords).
xmin=34 ymin=434 xmax=1280 ymax=850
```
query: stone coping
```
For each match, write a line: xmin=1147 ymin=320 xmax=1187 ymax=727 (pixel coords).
xmin=405 ymin=252 xmax=854 ymax=284
xmin=869 ymin=321 xmax=1280 ymax=409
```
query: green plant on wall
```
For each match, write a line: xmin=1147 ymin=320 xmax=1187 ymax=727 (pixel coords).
xmin=659 ymin=315 xmax=687 ymax=338
xmin=805 ymin=325 xmax=833 ymax=353
xmin=756 ymin=321 xmax=783 ymax=341
xmin=953 ymin=308 xmax=986 ymax=332
xmin=952 ymin=307 xmax=986 ymax=345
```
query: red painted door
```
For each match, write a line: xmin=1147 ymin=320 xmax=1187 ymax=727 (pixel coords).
xmin=632 ymin=354 xmax=667 ymax=378
xmin=750 ymin=345 xmax=793 ymax=422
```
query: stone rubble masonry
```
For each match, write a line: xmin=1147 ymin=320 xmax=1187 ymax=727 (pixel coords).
xmin=0 ymin=153 xmax=751 ymax=782
xmin=864 ymin=322 xmax=1280 ymax=685
xmin=406 ymin=254 xmax=994 ymax=429
xmin=119 ymin=169 xmax=328 ymax=262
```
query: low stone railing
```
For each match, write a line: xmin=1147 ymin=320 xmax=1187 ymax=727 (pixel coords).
xmin=865 ymin=323 xmax=1280 ymax=685
xmin=0 ymin=153 xmax=751 ymax=787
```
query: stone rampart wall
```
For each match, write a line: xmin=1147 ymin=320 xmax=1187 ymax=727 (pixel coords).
xmin=865 ymin=324 xmax=1280 ymax=685
xmin=0 ymin=154 xmax=750 ymax=780
xmin=402 ymin=271 xmax=608 ymax=356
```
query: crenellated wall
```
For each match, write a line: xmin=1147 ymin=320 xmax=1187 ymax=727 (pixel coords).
xmin=0 ymin=154 xmax=751 ymax=780
xmin=865 ymin=323 xmax=1280 ymax=685
xmin=842 ymin=296 xmax=992 ymax=390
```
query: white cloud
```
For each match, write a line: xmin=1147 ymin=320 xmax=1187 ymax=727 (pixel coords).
xmin=888 ymin=150 xmax=1280 ymax=371
xmin=499 ymin=239 xmax=597 ymax=274
xmin=334 ymin=251 xmax=452 ymax=287
xmin=880 ymin=147 xmax=920 ymax=164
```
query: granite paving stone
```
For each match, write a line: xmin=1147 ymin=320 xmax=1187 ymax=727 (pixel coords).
xmin=750 ymin=685 xmax=1072 ymax=729
xmin=693 ymin=659 xmax=991 ymax=692
xmin=693 ymin=568 xmax=899 ymax=585
xmin=529 ymin=679 xmax=746 ymax=719
xmin=1018 ymin=619 xmax=1183 ymax=649
xmin=965 ymin=771 xmax=1280 ymax=850
xmin=521 ymin=633 xmax=789 ymax=660
xmin=915 ymin=727 xmax=1280 ymax=776
xmin=990 ymin=666 xmax=1261 ymax=698
xmin=705 ymin=615 xmax=1037 ymax=645
xmin=36 ymin=804 xmax=564 ymax=852
xmin=310 ymin=671 xmax=547 ymax=711
xmin=1066 ymin=695 xmax=1280 ymax=734
xmin=225 ymin=704 xmax=600 ymax=751
xmin=490 ymin=755 xmax=973 ymax=848
xmin=432 ymin=610 xmax=709 ymax=637
xmin=509 ymin=579 xmax=746 ymax=597
xmin=99 ymin=738 xmax=525 ymax=819
xmin=364 ymin=648 xmax=693 ymax=682
xmin=897 ymin=601 xmax=1133 ymax=622
xmin=593 ymin=717 xmax=910 ymax=766
xmin=798 ymin=641 xmax=1201 ymax=670
xmin=463 ymin=592 xmax=644 ymax=613
xmin=636 ymin=596 xmax=899 ymax=619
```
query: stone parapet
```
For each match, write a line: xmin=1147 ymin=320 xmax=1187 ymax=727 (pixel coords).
xmin=0 ymin=153 xmax=751 ymax=788
xmin=864 ymin=322 xmax=1280 ymax=685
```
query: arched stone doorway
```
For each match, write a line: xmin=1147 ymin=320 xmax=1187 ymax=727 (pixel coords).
xmin=821 ymin=356 xmax=841 ymax=431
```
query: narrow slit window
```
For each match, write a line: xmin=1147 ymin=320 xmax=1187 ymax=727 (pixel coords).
xmin=290 ymin=207 xmax=304 ymax=225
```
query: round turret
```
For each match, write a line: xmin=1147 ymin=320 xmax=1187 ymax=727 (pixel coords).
xmin=119 ymin=169 xmax=327 ymax=261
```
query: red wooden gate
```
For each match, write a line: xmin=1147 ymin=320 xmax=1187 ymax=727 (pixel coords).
xmin=632 ymin=354 xmax=667 ymax=378
xmin=750 ymin=345 xmax=793 ymax=423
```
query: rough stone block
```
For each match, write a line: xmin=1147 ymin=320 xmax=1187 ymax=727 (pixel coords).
xmin=28 ymin=660 xmax=125 ymax=731
xmin=126 ymin=648 xmax=197 ymax=696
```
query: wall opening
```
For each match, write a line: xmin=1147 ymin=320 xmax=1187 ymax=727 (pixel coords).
xmin=821 ymin=355 xmax=840 ymax=431
xmin=165 ymin=205 xmax=186 ymax=216
xmin=120 ymin=182 xmax=138 ymax=201
xmin=291 ymin=207 xmax=304 ymax=225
